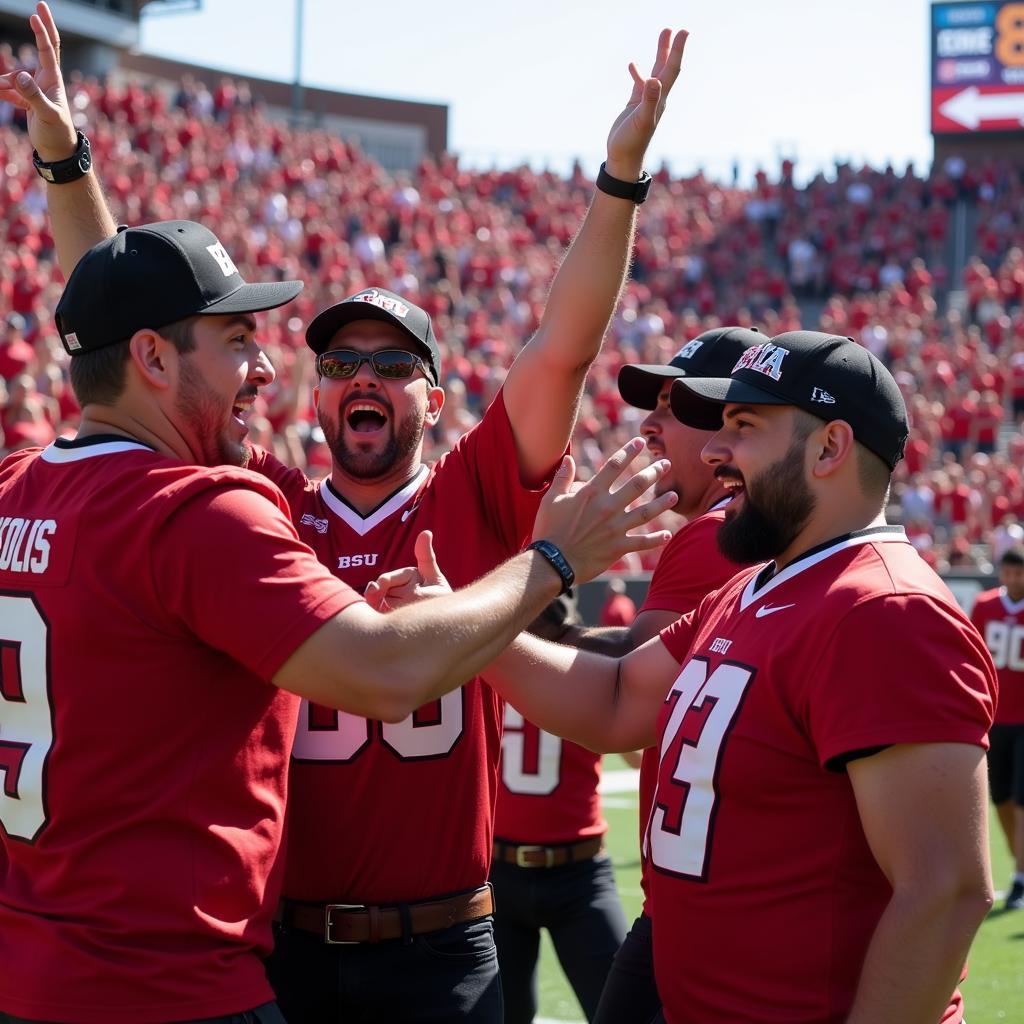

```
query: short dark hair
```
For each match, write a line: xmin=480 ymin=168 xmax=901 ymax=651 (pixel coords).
xmin=68 ymin=315 xmax=199 ymax=407
xmin=1001 ymin=546 xmax=1024 ymax=568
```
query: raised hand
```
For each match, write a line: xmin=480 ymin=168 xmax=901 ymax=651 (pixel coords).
xmin=533 ymin=439 xmax=675 ymax=584
xmin=364 ymin=531 xmax=452 ymax=611
xmin=605 ymin=28 xmax=688 ymax=178
xmin=0 ymin=2 xmax=77 ymax=160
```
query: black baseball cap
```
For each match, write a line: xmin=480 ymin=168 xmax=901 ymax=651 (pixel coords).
xmin=55 ymin=221 xmax=303 ymax=356
xmin=617 ymin=326 xmax=764 ymax=415
xmin=670 ymin=330 xmax=909 ymax=469
xmin=305 ymin=287 xmax=442 ymax=385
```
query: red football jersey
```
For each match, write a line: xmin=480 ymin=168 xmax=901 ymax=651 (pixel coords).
xmin=0 ymin=438 xmax=360 ymax=1023
xmin=648 ymin=529 xmax=995 ymax=1024
xmin=249 ymin=392 xmax=553 ymax=903
xmin=970 ymin=587 xmax=1024 ymax=723
xmin=635 ymin=498 xmax=745 ymax=908
xmin=493 ymin=707 xmax=605 ymax=844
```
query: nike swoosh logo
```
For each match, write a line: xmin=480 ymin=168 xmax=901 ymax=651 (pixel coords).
xmin=755 ymin=603 xmax=795 ymax=618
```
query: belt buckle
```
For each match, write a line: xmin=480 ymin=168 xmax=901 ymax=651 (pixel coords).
xmin=323 ymin=903 xmax=366 ymax=944
xmin=515 ymin=844 xmax=555 ymax=868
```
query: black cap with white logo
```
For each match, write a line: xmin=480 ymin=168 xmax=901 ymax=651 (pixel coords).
xmin=617 ymin=326 xmax=764 ymax=414
xmin=55 ymin=221 xmax=303 ymax=356
xmin=670 ymin=330 xmax=909 ymax=470
xmin=305 ymin=287 xmax=442 ymax=385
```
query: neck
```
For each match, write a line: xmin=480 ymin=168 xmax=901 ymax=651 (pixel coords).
xmin=680 ymin=478 xmax=729 ymax=521
xmin=77 ymin=407 xmax=187 ymax=461
xmin=328 ymin=459 xmax=424 ymax=516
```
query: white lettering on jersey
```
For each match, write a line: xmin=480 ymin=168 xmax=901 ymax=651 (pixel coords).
xmin=709 ymin=637 xmax=733 ymax=654
xmin=205 ymin=242 xmax=238 ymax=277
xmin=299 ymin=513 xmax=329 ymax=534
xmin=733 ymin=342 xmax=788 ymax=381
xmin=646 ymin=657 xmax=755 ymax=879
xmin=0 ymin=518 xmax=57 ymax=575
xmin=984 ymin=620 xmax=1024 ymax=671
xmin=337 ymin=553 xmax=380 ymax=569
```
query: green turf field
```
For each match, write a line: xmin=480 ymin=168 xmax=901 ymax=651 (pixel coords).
xmin=533 ymin=763 xmax=1024 ymax=1023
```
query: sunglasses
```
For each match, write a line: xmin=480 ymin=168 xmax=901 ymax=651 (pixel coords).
xmin=316 ymin=348 xmax=431 ymax=382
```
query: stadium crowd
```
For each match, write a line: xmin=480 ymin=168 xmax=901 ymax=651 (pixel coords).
xmin=2 ymin=54 xmax=1023 ymax=574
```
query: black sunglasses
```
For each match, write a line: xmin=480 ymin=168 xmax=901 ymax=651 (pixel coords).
xmin=316 ymin=348 xmax=430 ymax=382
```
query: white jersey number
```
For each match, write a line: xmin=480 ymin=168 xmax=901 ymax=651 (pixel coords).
xmin=646 ymin=657 xmax=754 ymax=880
xmin=0 ymin=595 xmax=53 ymax=841
xmin=501 ymin=705 xmax=561 ymax=795
xmin=984 ymin=621 xmax=1024 ymax=671
xmin=293 ymin=689 xmax=464 ymax=762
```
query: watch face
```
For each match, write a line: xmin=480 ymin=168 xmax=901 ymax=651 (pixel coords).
xmin=78 ymin=150 xmax=92 ymax=173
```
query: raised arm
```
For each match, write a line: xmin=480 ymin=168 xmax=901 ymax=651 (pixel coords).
xmin=502 ymin=28 xmax=688 ymax=481
xmin=0 ymin=2 xmax=116 ymax=272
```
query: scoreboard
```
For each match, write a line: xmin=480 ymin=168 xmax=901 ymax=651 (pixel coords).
xmin=932 ymin=1 xmax=1024 ymax=133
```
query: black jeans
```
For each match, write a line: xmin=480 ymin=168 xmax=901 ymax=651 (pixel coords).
xmin=490 ymin=853 xmax=626 ymax=1024
xmin=0 ymin=1002 xmax=286 ymax=1024
xmin=266 ymin=915 xmax=501 ymax=1023
xmin=592 ymin=912 xmax=663 ymax=1024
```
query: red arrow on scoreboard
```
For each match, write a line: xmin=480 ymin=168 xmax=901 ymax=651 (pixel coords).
xmin=939 ymin=86 xmax=1024 ymax=130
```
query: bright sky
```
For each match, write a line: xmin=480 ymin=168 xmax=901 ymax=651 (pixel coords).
xmin=138 ymin=0 xmax=936 ymax=183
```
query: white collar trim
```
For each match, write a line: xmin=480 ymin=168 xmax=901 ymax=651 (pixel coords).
xmin=41 ymin=440 xmax=155 ymax=463
xmin=739 ymin=528 xmax=909 ymax=612
xmin=318 ymin=465 xmax=429 ymax=537
xmin=1000 ymin=589 xmax=1024 ymax=615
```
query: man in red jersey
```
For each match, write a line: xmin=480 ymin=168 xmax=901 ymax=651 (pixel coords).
xmin=486 ymin=326 xmax=764 ymax=1024
xmin=475 ymin=331 xmax=996 ymax=1024
xmin=971 ymin=545 xmax=1024 ymax=909
xmin=1 ymin=6 xmax=687 ymax=1019
xmin=0 ymin=211 xmax=675 ymax=1024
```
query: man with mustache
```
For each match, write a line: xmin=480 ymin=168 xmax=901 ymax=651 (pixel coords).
xmin=1 ymin=6 xmax=687 ymax=1019
xmin=476 ymin=331 xmax=997 ymax=1024
xmin=488 ymin=326 xmax=764 ymax=1024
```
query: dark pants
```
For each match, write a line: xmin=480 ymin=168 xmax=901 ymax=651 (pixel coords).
xmin=0 ymin=1002 xmax=286 ymax=1024
xmin=266 ymin=916 xmax=501 ymax=1023
xmin=490 ymin=853 xmax=626 ymax=1024
xmin=988 ymin=722 xmax=1024 ymax=805
xmin=592 ymin=913 xmax=663 ymax=1024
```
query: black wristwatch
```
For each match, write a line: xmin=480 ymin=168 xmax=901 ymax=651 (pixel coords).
xmin=528 ymin=540 xmax=576 ymax=595
xmin=32 ymin=131 xmax=92 ymax=184
xmin=595 ymin=161 xmax=652 ymax=204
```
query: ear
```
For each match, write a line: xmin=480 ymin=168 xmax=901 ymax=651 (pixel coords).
xmin=128 ymin=329 xmax=177 ymax=391
xmin=810 ymin=419 xmax=856 ymax=480
xmin=424 ymin=385 xmax=445 ymax=427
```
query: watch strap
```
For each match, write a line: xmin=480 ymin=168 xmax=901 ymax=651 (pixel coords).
xmin=33 ymin=131 xmax=92 ymax=185
xmin=596 ymin=161 xmax=652 ymax=204
xmin=528 ymin=540 xmax=576 ymax=595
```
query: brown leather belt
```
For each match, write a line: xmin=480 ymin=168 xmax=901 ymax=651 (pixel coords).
xmin=275 ymin=884 xmax=493 ymax=944
xmin=492 ymin=835 xmax=604 ymax=869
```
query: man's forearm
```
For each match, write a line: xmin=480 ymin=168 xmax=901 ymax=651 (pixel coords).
xmin=845 ymin=886 xmax=992 ymax=1023
xmin=47 ymin=170 xmax=117 ymax=274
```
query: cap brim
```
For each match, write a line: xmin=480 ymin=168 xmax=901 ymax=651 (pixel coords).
xmin=200 ymin=279 xmax=304 ymax=316
xmin=617 ymin=364 xmax=688 ymax=409
xmin=670 ymin=377 xmax=788 ymax=429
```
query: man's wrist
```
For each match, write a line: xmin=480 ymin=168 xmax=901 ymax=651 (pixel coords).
xmin=603 ymin=157 xmax=644 ymax=182
xmin=35 ymin=131 xmax=81 ymax=163
xmin=528 ymin=540 xmax=576 ymax=595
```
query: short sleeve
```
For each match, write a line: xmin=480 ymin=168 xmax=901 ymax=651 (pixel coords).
xmin=658 ymin=606 xmax=701 ymax=664
xmin=808 ymin=594 xmax=997 ymax=769
xmin=448 ymin=387 xmax=564 ymax=551
xmin=246 ymin=444 xmax=316 ymax=516
xmin=151 ymin=483 xmax=362 ymax=681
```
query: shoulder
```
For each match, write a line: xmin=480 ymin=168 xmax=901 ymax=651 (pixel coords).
xmin=141 ymin=462 xmax=292 ymax=525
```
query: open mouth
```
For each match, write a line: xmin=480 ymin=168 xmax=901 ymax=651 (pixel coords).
xmin=346 ymin=401 xmax=389 ymax=434
xmin=231 ymin=397 xmax=255 ymax=429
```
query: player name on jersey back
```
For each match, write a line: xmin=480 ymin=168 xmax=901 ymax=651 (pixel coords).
xmin=0 ymin=516 xmax=65 ymax=580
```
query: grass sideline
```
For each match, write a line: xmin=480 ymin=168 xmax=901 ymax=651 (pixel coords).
xmin=534 ymin=760 xmax=1024 ymax=1023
